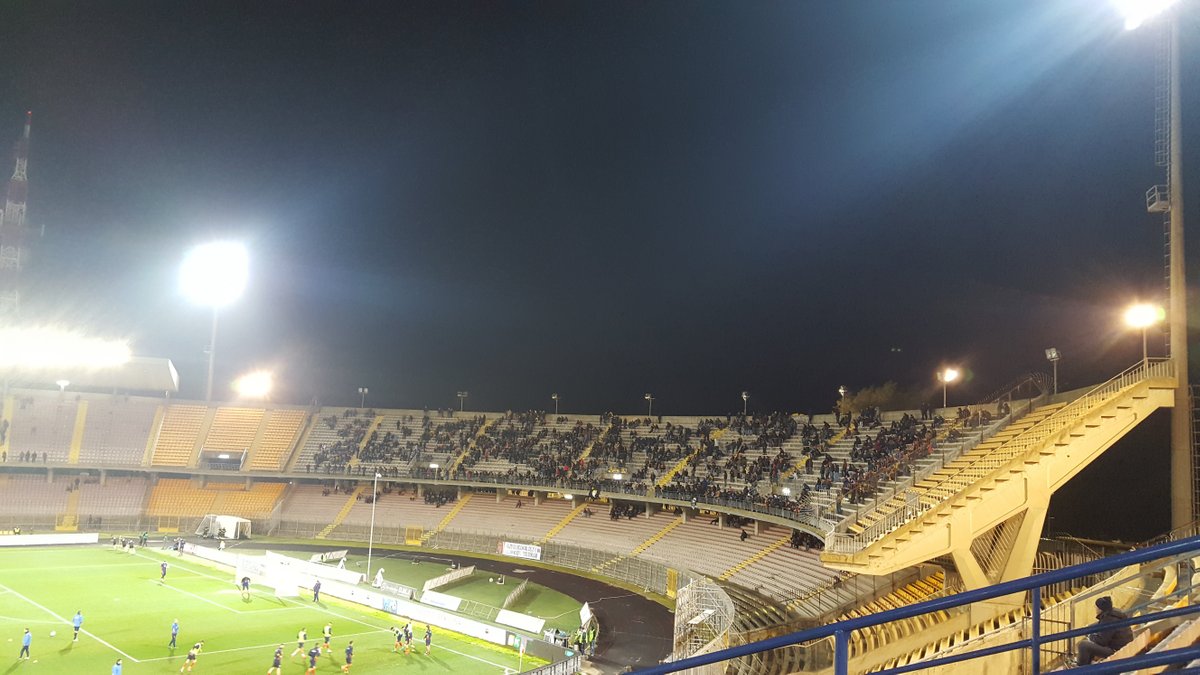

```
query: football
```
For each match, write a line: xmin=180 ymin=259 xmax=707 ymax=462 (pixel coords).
xmin=49 ymin=631 xmax=56 ymax=637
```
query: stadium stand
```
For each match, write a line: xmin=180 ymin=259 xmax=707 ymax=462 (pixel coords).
xmin=78 ymin=394 xmax=158 ymax=466
xmin=146 ymin=478 xmax=285 ymax=520
xmin=202 ymin=406 xmax=264 ymax=453
xmin=5 ymin=391 xmax=78 ymax=463
xmin=247 ymin=408 xmax=307 ymax=471
xmin=149 ymin=404 xmax=208 ymax=466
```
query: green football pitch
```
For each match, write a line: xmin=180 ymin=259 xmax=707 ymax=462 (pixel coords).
xmin=0 ymin=546 xmax=546 ymax=674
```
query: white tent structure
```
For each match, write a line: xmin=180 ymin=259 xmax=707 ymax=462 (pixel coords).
xmin=196 ymin=514 xmax=251 ymax=539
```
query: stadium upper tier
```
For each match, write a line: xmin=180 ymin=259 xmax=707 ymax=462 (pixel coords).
xmin=0 ymin=380 xmax=1099 ymax=539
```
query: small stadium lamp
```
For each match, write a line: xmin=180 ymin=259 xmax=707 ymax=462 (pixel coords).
xmin=613 ymin=473 xmax=624 ymax=481
xmin=564 ymin=493 xmax=574 ymax=500
xmin=838 ymin=385 xmax=847 ymax=398
xmin=1124 ymin=303 xmax=1164 ymax=363
xmin=937 ymin=367 xmax=961 ymax=407
xmin=429 ymin=462 xmax=439 ymax=470
xmin=234 ymin=370 xmax=272 ymax=399
xmin=1045 ymin=348 xmax=1061 ymax=394
xmin=55 ymin=379 xmax=70 ymax=392
xmin=1112 ymin=0 xmax=1178 ymax=30
xmin=781 ymin=487 xmax=791 ymax=496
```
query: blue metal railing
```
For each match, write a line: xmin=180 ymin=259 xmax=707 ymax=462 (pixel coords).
xmin=634 ymin=534 xmax=1200 ymax=674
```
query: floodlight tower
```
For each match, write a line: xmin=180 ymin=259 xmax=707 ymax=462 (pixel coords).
xmin=1120 ymin=0 xmax=1190 ymax=528
xmin=181 ymin=242 xmax=249 ymax=402
xmin=0 ymin=112 xmax=32 ymax=318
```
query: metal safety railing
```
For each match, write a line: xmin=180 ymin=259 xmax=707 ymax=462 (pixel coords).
xmin=826 ymin=358 xmax=1174 ymax=554
xmin=634 ymin=533 xmax=1200 ymax=674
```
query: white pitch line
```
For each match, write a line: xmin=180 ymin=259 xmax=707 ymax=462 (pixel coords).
xmin=277 ymin=596 xmax=514 ymax=671
xmin=138 ymin=550 xmax=517 ymax=671
xmin=0 ymin=581 xmax=139 ymax=663
xmin=136 ymin=629 xmax=382 ymax=662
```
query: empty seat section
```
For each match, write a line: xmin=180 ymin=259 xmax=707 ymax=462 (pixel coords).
xmin=78 ymin=395 xmax=158 ymax=466
xmin=151 ymin=405 xmax=208 ymax=466
xmin=249 ymin=409 xmax=307 ymax=471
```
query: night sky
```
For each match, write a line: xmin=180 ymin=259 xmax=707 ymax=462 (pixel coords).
xmin=0 ymin=1 xmax=1197 ymax=538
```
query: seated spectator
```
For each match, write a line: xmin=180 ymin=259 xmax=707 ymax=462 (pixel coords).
xmin=1076 ymin=596 xmax=1133 ymax=665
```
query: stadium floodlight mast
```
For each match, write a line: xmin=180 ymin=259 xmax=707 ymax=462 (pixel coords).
xmin=180 ymin=242 xmax=249 ymax=402
xmin=741 ymin=391 xmax=749 ymax=416
xmin=551 ymin=392 xmax=559 ymax=415
xmin=456 ymin=391 xmax=468 ymax=412
xmin=937 ymin=367 xmax=960 ymax=408
xmin=644 ymin=393 xmax=654 ymax=418
xmin=366 ymin=471 xmax=382 ymax=580
xmin=1113 ymin=0 xmax=1191 ymax=530
xmin=1045 ymin=348 xmax=1061 ymax=395
xmin=55 ymin=379 xmax=69 ymax=392
xmin=838 ymin=385 xmax=847 ymax=399
xmin=358 ymin=387 xmax=369 ymax=409
xmin=1124 ymin=303 xmax=1164 ymax=364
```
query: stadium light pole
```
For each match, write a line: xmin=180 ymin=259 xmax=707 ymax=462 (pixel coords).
xmin=180 ymin=242 xmax=249 ymax=403
xmin=457 ymin=391 xmax=468 ymax=412
xmin=1045 ymin=348 xmax=1061 ymax=395
xmin=937 ymin=368 xmax=960 ymax=408
xmin=358 ymin=387 xmax=369 ymax=409
xmin=1115 ymin=0 xmax=1192 ymax=532
xmin=644 ymin=393 xmax=654 ymax=418
xmin=366 ymin=471 xmax=381 ymax=580
xmin=551 ymin=393 xmax=559 ymax=415
xmin=1124 ymin=303 xmax=1164 ymax=364
xmin=741 ymin=391 xmax=749 ymax=416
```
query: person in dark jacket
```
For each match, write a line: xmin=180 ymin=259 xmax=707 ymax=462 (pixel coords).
xmin=1076 ymin=596 xmax=1134 ymax=665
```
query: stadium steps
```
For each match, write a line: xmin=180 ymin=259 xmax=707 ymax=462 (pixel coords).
xmin=537 ymin=501 xmax=589 ymax=545
xmin=249 ymin=409 xmax=307 ymax=472
xmin=0 ymin=394 xmax=13 ymax=458
xmin=317 ymin=485 xmax=366 ymax=539
xmin=447 ymin=418 xmax=496 ymax=476
xmin=358 ymin=415 xmax=384 ymax=453
xmin=56 ymin=489 xmax=82 ymax=531
xmin=575 ymin=419 xmax=616 ymax=464
xmin=241 ymin=409 xmax=273 ymax=467
xmin=593 ymin=515 xmax=683 ymax=573
xmin=141 ymin=405 xmax=165 ymax=466
xmin=67 ymin=399 xmax=88 ymax=464
xmin=655 ymin=431 xmax=722 ymax=489
xmin=148 ymin=404 xmax=209 ymax=467
xmin=283 ymin=412 xmax=318 ymax=473
xmin=421 ymin=492 xmax=473 ymax=543
xmin=779 ymin=426 xmax=848 ymax=482
xmin=718 ymin=534 xmax=791 ymax=581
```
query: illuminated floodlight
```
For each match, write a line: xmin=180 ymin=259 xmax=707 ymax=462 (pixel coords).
xmin=1112 ymin=0 xmax=1178 ymax=30
xmin=429 ymin=463 xmax=439 ymax=470
xmin=180 ymin=242 xmax=249 ymax=308
xmin=781 ymin=487 xmax=792 ymax=496
xmin=938 ymin=368 xmax=961 ymax=384
xmin=1123 ymin=303 xmax=1164 ymax=329
xmin=55 ymin=379 xmax=70 ymax=391
xmin=613 ymin=473 xmax=624 ymax=481
xmin=217 ymin=453 xmax=230 ymax=460
xmin=564 ymin=493 xmax=574 ymax=500
xmin=0 ymin=327 xmax=131 ymax=370
xmin=234 ymin=370 xmax=273 ymax=398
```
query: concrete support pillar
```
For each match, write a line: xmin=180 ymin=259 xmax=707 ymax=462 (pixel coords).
xmin=198 ymin=475 xmax=207 ymax=488
xmin=644 ymin=502 xmax=652 ymax=517
xmin=753 ymin=520 xmax=760 ymax=535
xmin=681 ymin=508 xmax=690 ymax=523
xmin=496 ymin=488 xmax=504 ymax=503
xmin=99 ymin=469 xmax=107 ymax=487
xmin=534 ymin=491 xmax=543 ymax=506
xmin=47 ymin=468 xmax=53 ymax=483
xmin=416 ymin=483 xmax=424 ymax=498
xmin=245 ymin=476 xmax=252 ymax=489
xmin=718 ymin=513 xmax=726 ymax=529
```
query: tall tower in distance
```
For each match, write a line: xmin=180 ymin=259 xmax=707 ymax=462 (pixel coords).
xmin=0 ymin=111 xmax=32 ymax=318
